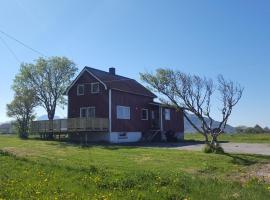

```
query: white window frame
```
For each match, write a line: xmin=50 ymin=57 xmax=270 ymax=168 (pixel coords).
xmin=116 ymin=105 xmax=130 ymax=119
xmin=80 ymin=107 xmax=87 ymax=118
xmin=91 ymin=82 xmax=100 ymax=94
xmin=77 ymin=84 xmax=84 ymax=96
xmin=87 ymin=107 xmax=96 ymax=118
xmin=141 ymin=109 xmax=148 ymax=120
xmin=164 ymin=108 xmax=171 ymax=120
xmin=80 ymin=107 xmax=96 ymax=118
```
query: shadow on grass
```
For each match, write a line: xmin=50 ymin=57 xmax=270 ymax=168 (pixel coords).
xmin=38 ymin=140 xmax=140 ymax=150
xmin=222 ymin=152 xmax=270 ymax=166
xmin=28 ymin=136 xmax=229 ymax=150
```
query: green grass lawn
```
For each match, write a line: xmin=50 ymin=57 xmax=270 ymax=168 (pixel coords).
xmin=0 ymin=135 xmax=270 ymax=199
xmin=185 ymin=133 xmax=270 ymax=143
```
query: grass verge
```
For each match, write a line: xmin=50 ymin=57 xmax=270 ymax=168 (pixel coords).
xmin=0 ymin=135 xmax=270 ymax=199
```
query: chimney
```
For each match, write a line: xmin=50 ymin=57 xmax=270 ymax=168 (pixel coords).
xmin=109 ymin=67 xmax=116 ymax=75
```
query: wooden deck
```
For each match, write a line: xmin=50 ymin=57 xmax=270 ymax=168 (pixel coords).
xmin=31 ymin=117 xmax=109 ymax=133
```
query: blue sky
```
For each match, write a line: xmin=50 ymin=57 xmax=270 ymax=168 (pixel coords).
xmin=0 ymin=0 xmax=269 ymax=127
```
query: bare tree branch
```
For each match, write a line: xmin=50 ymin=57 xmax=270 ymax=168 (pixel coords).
xmin=140 ymin=69 xmax=244 ymax=147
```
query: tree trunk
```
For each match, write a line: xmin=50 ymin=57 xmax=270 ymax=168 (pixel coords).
xmin=203 ymin=133 xmax=209 ymax=144
xmin=46 ymin=109 xmax=55 ymax=140
xmin=47 ymin=111 xmax=54 ymax=120
xmin=210 ymin=134 xmax=218 ymax=148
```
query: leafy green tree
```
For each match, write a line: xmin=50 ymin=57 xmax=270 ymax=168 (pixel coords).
xmin=7 ymin=89 xmax=37 ymax=138
xmin=253 ymin=124 xmax=264 ymax=133
xmin=14 ymin=57 xmax=77 ymax=120
xmin=140 ymin=69 xmax=243 ymax=151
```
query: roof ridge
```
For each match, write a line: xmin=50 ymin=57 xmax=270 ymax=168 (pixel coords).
xmin=84 ymin=66 xmax=156 ymax=98
xmin=85 ymin=66 xmax=131 ymax=80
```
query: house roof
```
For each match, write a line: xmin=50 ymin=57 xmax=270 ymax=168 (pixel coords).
xmin=65 ymin=66 xmax=157 ymax=98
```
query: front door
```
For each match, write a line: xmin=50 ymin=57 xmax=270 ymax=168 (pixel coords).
xmin=150 ymin=110 xmax=160 ymax=130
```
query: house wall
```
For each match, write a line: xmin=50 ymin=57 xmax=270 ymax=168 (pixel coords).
xmin=162 ymin=108 xmax=184 ymax=133
xmin=111 ymin=89 xmax=154 ymax=132
xmin=69 ymin=132 xmax=110 ymax=142
xmin=67 ymin=70 xmax=184 ymax=142
xmin=68 ymin=72 xmax=109 ymax=118
xmin=109 ymin=132 xmax=142 ymax=143
xmin=68 ymin=132 xmax=141 ymax=143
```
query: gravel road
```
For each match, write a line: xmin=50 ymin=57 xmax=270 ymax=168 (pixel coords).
xmin=172 ymin=142 xmax=270 ymax=155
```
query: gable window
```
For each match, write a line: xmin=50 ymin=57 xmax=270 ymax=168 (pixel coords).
xmin=77 ymin=84 xmax=84 ymax=95
xmin=117 ymin=106 xmax=130 ymax=119
xmin=141 ymin=109 xmax=148 ymax=120
xmin=91 ymin=83 xmax=100 ymax=94
xmin=164 ymin=108 xmax=171 ymax=120
xmin=80 ymin=107 xmax=95 ymax=118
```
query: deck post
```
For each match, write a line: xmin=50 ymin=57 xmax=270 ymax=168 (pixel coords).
xmin=109 ymin=89 xmax=112 ymax=133
xmin=85 ymin=132 xmax=88 ymax=145
xmin=160 ymin=106 xmax=163 ymax=131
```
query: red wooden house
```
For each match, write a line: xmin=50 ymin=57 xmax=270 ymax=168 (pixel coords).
xmin=64 ymin=66 xmax=184 ymax=143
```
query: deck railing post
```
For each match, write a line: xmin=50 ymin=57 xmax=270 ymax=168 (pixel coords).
xmin=32 ymin=117 xmax=110 ymax=140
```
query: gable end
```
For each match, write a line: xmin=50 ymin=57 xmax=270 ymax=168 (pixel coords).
xmin=65 ymin=67 xmax=107 ymax=95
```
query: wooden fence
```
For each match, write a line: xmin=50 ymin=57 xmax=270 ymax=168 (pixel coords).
xmin=31 ymin=117 xmax=109 ymax=133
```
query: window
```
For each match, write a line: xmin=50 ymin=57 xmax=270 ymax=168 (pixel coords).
xmin=141 ymin=109 xmax=148 ymax=120
xmin=80 ymin=107 xmax=87 ymax=117
xmin=77 ymin=84 xmax=84 ymax=95
xmin=88 ymin=107 xmax=95 ymax=117
xmin=118 ymin=132 xmax=127 ymax=139
xmin=80 ymin=107 xmax=95 ymax=118
xmin=164 ymin=109 xmax=170 ymax=120
xmin=117 ymin=106 xmax=130 ymax=119
xmin=151 ymin=110 xmax=155 ymax=119
xmin=91 ymin=83 xmax=100 ymax=94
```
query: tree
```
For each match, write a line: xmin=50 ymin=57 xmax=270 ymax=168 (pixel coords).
xmin=7 ymin=89 xmax=37 ymax=138
xmin=14 ymin=57 xmax=77 ymax=120
xmin=140 ymin=69 xmax=243 ymax=150
xmin=253 ymin=124 xmax=264 ymax=133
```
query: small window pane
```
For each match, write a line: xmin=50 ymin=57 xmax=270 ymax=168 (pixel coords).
xmin=80 ymin=108 xmax=87 ymax=117
xmin=141 ymin=109 xmax=148 ymax=120
xmin=151 ymin=111 xmax=155 ymax=119
xmin=117 ymin=106 xmax=130 ymax=119
xmin=91 ymin=83 xmax=100 ymax=93
xmin=88 ymin=107 xmax=95 ymax=117
xmin=77 ymin=85 xmax=84 ymax=95
xmin=165 ymin=109 xmax=170 ymax=120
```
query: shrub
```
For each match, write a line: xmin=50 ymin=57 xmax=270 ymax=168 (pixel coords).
xmin=202 ymin=143 xmax=213 ymax=153
xmin=202 ymin=143 xmax=224 ymax=154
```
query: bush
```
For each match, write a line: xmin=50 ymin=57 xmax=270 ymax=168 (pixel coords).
xmin=202 ymin=143 xmax=224 ymax=154
xmin=202 ymin=143 xmax=213 ymax=153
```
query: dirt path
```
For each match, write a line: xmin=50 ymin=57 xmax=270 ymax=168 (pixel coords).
xmin=172 ymin=142 xmax=270 ymax=155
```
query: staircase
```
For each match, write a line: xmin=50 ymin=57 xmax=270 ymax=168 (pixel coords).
xmin=141 ymin=130 xmax=164 ymax=142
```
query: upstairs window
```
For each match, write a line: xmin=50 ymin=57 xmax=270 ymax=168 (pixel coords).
xmin=77 ymin=84 xmax=84 ymax=95
xmin=91 ymin=83 xmax=100 ymax=94
xmin=80 ymin=107 xmax=95 ymax=118
xmin=117 ymin=106 xmax=130 ymax=119
xmin=164 ymin=109 xmax=170 ymax=120
xmin=141 ymin=109 xmax=148 ymax=120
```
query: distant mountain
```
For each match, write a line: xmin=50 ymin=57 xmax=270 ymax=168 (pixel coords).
xmin=184 ymin=113 xmax=235 ymax=133
xmin=37 ymin=115 xmax=61 ymax=120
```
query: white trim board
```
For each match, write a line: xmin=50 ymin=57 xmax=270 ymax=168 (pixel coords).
xmin=65 ymin=67 xmax=107 ymax=95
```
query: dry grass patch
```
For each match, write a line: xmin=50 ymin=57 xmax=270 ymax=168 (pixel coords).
xmin=1 ymin=147 xmax=38 ymax=157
